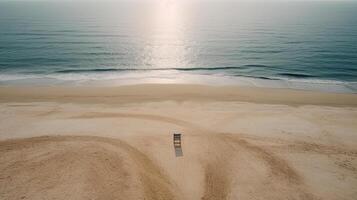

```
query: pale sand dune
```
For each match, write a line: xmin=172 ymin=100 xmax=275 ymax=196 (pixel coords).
xmin=0 ymin=85 xmax=357 ymax=200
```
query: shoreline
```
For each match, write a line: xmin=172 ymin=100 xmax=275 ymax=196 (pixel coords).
xmin=1 ymin=71 xmax=356 ymax=94
xmin=1 ymin=84 xmax=357 ymax=106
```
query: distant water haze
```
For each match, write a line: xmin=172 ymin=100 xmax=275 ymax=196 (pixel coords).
xmin=0 ymin=0 xmax=356 ymax=92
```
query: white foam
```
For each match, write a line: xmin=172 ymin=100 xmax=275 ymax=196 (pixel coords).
xmin=0 ymin=71 xmax=356 ymax=93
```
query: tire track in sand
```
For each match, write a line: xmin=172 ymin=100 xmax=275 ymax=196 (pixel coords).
xmin=73 ymin=112 xmax=315 ymax=199
xmin=218 ymin=134 xmax=317 ymax=200
xmin=74 ymin=112 xmax=234 ymax=199
xmin=0 ymin=136 xmax=176 ymax=200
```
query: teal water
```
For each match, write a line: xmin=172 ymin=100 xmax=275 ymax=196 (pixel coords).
xmin=0 ymin=1 xmax=357 ymax=92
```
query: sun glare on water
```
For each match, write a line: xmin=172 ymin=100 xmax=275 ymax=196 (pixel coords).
xmin=144 ymin=0 xmax=189 ymax=72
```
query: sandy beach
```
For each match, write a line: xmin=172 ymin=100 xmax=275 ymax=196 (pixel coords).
xmin=0 ymin=84 xmax=357 ymax=200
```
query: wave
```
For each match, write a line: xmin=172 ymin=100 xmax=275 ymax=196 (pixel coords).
xmin=2 ymin=32 xmax=129 ymax=38
xmin=240 ymin=50 xmax=283 ymax=54
xmin=233 ymin=74 xmax=278 ymax=80
xmin=39 ymin=66 xmax=357 ymax=87
xmin=1 ymin=70 xmax=356 ymax=93
xmin=56 ymin=68 xmax=130 ymax=73
xmin=55 ymin=65 xmax=271 ymax=73
xmin=2 ymin=64 xmax=356 ymax=85
xmin=277 ymin=72 xmax=317 ymax=78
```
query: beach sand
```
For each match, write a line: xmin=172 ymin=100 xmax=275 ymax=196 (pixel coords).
xmin=0 ymin=84 xmax=357 ymax=200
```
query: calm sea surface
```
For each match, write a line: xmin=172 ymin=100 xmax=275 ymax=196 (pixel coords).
xmin=0 ymin=1 xmax=357 ymax=92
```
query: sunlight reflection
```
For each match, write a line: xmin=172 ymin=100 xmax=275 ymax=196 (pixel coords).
xmin=144 ymin=0 xmax=188 ymax=70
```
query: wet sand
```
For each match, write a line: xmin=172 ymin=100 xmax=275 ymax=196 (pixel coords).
xmin=0 ymin=84 xmax=357 ymax=200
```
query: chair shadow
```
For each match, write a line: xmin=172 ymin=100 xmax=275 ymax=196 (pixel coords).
xmin=174 ymin=146 xmax=183 ymax=157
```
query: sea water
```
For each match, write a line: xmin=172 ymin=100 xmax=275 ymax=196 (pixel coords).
xmin=0 ymin=0 xmax=357 ymax=92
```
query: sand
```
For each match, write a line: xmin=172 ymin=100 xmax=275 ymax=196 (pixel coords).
xmin=0 ymin=84 xmax=357 ymax=200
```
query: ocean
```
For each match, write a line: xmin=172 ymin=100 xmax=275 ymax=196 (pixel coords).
xmin=0 ymin=0 xmax=357 ymax=92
